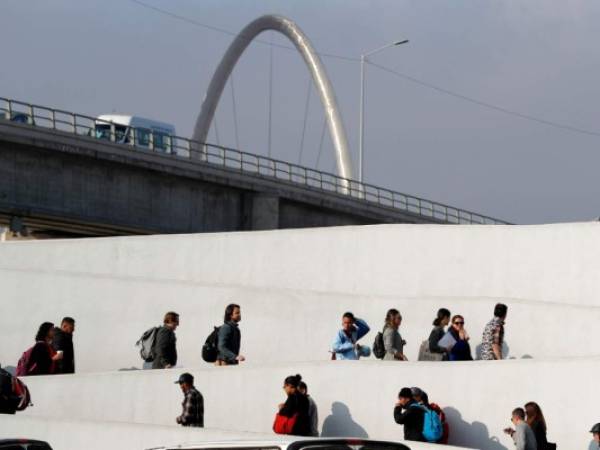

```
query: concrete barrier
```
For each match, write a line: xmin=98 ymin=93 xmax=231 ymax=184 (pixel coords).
xmin=0 ymin=416 xmax=473 ymax=450
xmin=1 ymin=222 xmax=599 ymax=306
xmin=16 ymin=358 xmax=598 ymax=450
xmin=1 ymin=268 xmax=599 ymax=372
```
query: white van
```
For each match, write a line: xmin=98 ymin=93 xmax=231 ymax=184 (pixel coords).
xmin=94 ymin=114 xmax=177 ymax=154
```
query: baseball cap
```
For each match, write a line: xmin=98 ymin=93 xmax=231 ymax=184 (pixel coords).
xmin=174 ymin=373 xmax=194 ymax=384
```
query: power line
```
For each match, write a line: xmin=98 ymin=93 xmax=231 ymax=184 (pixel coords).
xmin=368 ymin=61 xmax=600 ymax=139
xmin=230 ymin=73 xmax=240 ymax=150
xmin=267 ymin=32 xmax=274 ymax=158
xmin=130 ymin=0 xmax=600 ymax=140
xmin=298 ymin=77 xmax=312 ymax=164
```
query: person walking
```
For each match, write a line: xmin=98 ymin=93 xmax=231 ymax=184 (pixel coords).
xmin=445 ymin=315 xmax=472 ymax=361
xmin=524 ymin=402 xmax=549 ymax=450
xmin=393 ymin=387 xmax=425 ymax=442
xmin=298 ymin=381 xmax=319 ymax=437
xmin=216 ymin=303 xmax=245 ymax=365
xmin=152 ymin=312 xmax=179 ymax=369
xmin=52 ymin=317 xmax=75 ymax=374
xmin=504 ymin=407 xmax=537 ymax=450
xmin=590 ymin=423 xmax=600 ymax=449
xmin=382 ymin=309 xmax=407 ymax=361
xmin=481 ymin=303 xmax=508 ymax=360
xmin=276 ymin=374 xmax=311 ymax=436
xmin=17 ymin=322 xmax=62 ymax=376
xmin=428 ymin=308 xmax=451 ymax=358
xmin=175 ymin=373 xmax=204 ymax=427
xmin=332 ymin=312 xmax=370 ymax=360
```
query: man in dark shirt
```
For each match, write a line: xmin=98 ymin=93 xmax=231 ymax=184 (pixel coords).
xmin=52 ymin=317 xmax=75 ymax=374
xmin=175 ymin=372 xmax=203 ymax=427
xmin=217 ymin=304 xmax=245 ymax=365
xmin=394 ymin=387 xmax=425 ymax=442
xmin=152 ymin=312 xmax=179 ymax=369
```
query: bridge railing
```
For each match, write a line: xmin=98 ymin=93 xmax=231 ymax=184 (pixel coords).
xmin=0 ymin=96 xmax=510 ymax=225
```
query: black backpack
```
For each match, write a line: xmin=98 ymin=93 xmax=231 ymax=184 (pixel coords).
xmin=372 ymin=331 xmax=386 ymax=359
xmin=202 ymin=326 xmax=220 ymax=363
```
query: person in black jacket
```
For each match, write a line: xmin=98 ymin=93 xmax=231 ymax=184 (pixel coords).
xmin=152 ymin=312 xmax=179 ymax=369
xmin=394 ymin=387 xmax=425 ymax=442
xmin=278 ymin=374 xmax=311 ymax=436
xmin=525 ymin=402 xmax=550 ymax=450
xmin=428 ymin=308 xmax=451 ymax=358
xmin=216 ymin=304 xmax=245 ymax=365
xmin=52 ymin=317 xmax=75 ymax=374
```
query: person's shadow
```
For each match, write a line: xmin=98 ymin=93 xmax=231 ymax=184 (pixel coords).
xmin=475 ymin=341 xmax=511 ymax=359
xmin=444 ymin=406 xmax=508 ymax=450
xmin=321 ymin=402 xmax=368 ymax=438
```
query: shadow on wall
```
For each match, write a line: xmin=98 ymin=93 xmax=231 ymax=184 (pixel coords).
xmin=444 ymin=406 xmax=508 ymax=450
xmin=474 ymin=342 xmax=511 ymax=360
xmin=321 ymin=402 xmax=368 ymax=438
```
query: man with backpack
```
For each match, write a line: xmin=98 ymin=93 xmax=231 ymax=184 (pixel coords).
xmin=152 ymin=312 xmax=179 ymax=369
xmin=216 ymin=304 xmax=245 ymax=366
xmin=52 ymin=317 xmax=75 ymax=374
xmin=394 ymin=387 xmax=425 ymax=441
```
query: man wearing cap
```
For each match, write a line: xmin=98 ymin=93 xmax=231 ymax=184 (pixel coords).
xmin=175 ymin=373 xmax=204 ymax=427
xmin=591 ymin=423 xmax=600 ymax=449
xmin=393 ymin=387 xmax=425 ymax=441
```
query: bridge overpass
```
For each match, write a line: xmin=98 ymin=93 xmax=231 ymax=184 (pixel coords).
xmin=0 ymin=97 xmax=508 ymax=237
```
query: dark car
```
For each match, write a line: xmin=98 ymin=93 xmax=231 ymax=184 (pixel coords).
xmin=0 ymin=440 xmax=53 ymax=450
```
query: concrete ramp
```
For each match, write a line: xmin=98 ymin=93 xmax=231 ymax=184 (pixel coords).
xmin=16 ymin=358 xmax=598 ymax=450
xmin=1 ymin=223 xmax=600 ymax=372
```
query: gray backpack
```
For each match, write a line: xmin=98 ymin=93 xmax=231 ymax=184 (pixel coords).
xmin=136 ymin=327 xmax=159 ymax=362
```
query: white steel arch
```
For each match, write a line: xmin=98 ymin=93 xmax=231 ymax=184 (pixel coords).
xmin=192 ymin=14 xmax=354 ymax=181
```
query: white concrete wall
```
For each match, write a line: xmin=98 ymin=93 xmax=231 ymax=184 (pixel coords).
xmin=1 ymin=222 xmax=599 ymax=306
xmin=14 ymin=358 xmax=599 ymax=450
xmin=1 ymin=268 xmax=599 ymax=372
xmin=1 ymin=224 xmax=600 ymax=372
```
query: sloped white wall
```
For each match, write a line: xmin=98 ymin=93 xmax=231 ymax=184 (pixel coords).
xmin=15 ymin=358 xmax=598 ymax=450
xmin=1 ymin=223 xmax=600 ymax=373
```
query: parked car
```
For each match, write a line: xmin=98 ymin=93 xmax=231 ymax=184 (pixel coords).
xmin=0 ymin=439 xmax=53 ymax=450
xmin=149 ymin=438 xmax=413 ymax=450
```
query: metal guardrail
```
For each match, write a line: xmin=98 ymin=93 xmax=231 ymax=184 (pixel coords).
xmin=0 ymin=96 xmax=510 ymax=225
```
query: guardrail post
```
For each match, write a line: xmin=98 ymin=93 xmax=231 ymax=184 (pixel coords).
xmin=148 ymin=131 xmax=154 ymax=151
xmin=50 ymin=110 xmax=56 ymax=130
xmin=28 ymin=105 xmax=34 ymax=126
xmin=110 ymin=123 xmax=116 ymax=142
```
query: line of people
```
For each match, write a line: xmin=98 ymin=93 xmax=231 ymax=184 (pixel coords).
xmin=330 ymin=303 xmax=509 ymax=362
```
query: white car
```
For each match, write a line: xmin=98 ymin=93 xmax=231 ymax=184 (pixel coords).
xmin=148 ymin=438 xmax=430 ymax=450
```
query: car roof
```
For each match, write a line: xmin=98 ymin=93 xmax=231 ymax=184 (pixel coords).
xmin=0 ymin=440 xmax=51 ymax=446
xmin=156 ymin=438 xmax=408 ymax=450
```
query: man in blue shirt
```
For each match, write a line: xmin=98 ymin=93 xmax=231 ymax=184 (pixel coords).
xmin=331 ymin=312 xmax=370 ymax=360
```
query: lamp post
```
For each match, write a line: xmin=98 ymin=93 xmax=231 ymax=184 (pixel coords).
xmin=359 ymin=39 xmax=409 ymax=183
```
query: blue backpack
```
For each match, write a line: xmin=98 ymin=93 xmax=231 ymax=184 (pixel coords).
xmin=411 ymin=404 xmax=443 ymax=442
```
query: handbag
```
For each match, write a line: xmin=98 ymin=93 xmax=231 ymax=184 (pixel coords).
xmin=273 ymin=412 xmax=298 ymax=434
xmin=418 ymin=340 xmax=444 ymax=362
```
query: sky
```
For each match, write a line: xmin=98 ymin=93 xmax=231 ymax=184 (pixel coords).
xmin=1 ymin=0 xmax=600 ymax=224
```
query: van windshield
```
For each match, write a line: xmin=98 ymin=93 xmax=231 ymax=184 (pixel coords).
xmin=95 ymin=124 xmax=128 ymax=143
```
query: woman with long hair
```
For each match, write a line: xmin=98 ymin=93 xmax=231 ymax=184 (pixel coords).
xmin=22 ymin=322 xmax=63 ymax=375
xmin=446 ymin=315 xmax=472 ymax=361
xmin=382 ymin=309 xmax=407 ymax=361
xmin=525 ymin=401 xmax=549 ymax=450
xmin=276 ymin=374 xmax=311 ymax=436
xmin=428 ymin=308 xmax=451 ymax=358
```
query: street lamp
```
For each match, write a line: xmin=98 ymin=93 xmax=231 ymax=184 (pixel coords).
xmin=359 ymin=39 xmax=409 ymax=183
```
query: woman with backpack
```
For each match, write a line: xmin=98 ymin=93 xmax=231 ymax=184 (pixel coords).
xmin=17 ymin=322 xmax=63 ymax=376
xmin=274 ymin=374 xmax=311 ymax=436
xmin=383 ymin=309 xmax=407 ymax=361
xmin=428 ymin=308 xmax=451 ymax=359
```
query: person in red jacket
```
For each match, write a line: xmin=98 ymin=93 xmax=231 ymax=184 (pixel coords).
xmin=415 ymin=389 xmax=449 ymax=444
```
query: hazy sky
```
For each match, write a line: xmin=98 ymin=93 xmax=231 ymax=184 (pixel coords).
xmin=2 ymin=0 xmax=599 ymax=224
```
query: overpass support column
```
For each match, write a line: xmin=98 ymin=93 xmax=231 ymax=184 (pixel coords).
xmin=243 ymin=193 xmax=280 ymax=230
